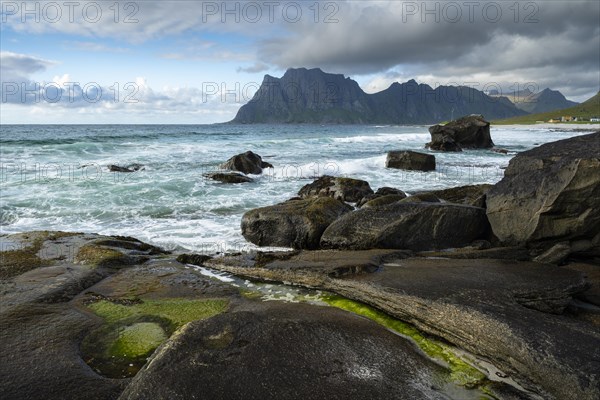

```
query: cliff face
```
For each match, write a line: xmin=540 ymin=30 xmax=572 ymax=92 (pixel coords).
xmin=232 ymin=68 xmax=527 ymax=124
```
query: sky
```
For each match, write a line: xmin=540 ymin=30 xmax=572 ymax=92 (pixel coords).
xmin=1 ymin=0 xmax=599 ymax=124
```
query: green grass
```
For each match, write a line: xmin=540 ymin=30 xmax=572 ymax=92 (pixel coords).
xmin=493 ymin=92 xmax=600 ymax=125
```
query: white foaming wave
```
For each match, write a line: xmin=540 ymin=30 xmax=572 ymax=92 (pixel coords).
xmin=333 ymin=133 xmax=429 ymax=144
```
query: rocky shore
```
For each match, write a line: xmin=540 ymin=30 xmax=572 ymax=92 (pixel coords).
xmin=1 ymin=124 xmax=599 ymax=400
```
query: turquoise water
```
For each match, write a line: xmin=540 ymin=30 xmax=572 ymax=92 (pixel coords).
xmin=0 ymin=124 xmax=591 ymax=252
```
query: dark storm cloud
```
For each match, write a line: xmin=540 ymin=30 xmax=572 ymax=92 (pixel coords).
xmin=257 ymin=0 xmax=600 ymax=97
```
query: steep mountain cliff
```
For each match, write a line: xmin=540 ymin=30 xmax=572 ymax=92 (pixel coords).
xmin=232 ymin=68 xmax=527 ymax=124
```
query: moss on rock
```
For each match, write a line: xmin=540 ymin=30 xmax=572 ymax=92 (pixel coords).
xmin=82 ymin=297 xmax=228 ymax=378
xmin=323 ymin=295 xmax=486 ymax=388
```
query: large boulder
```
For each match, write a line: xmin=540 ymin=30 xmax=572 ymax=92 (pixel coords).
xmin=220 ymin=151 xmax=273 ymax=174
xmin=298 ymin=175 xmax=374 ymax=203
xmin=486 ymin=131 xmax=600 ymax=253
xmin=241 ymin=197 xmax=352 ymax=249
xmin=386 ymin=150 xmax=436 ymax=171
xmin=320 ymin=202 xmax=489 ymax=251
xmin=427 ymin=115 xmax=493 ymax=151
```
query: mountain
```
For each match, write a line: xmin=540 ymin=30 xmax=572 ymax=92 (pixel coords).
xmin=232 ymin=68 xmax=527 ymax=124
xmin=493 ymin=88 xmax=578 ymax=114
xmin=494 ymin=92 xmax=600 ymax=124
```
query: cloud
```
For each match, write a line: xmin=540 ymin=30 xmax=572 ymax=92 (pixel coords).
xmin=66 ymin=41 xmax=129 ymax=53
xmin=256 ymin=0 xmax=600 ymax=99
xmin=236 ymin=62 xmax=270 ymax=73
xmin=0 ymin=51 xmax=57 ymax=80
xmin=0 ymin=51 xmax=254 ymax=123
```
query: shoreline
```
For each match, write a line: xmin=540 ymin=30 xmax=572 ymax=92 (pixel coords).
xmin=491 ymin=123 xmax=600 ymax=130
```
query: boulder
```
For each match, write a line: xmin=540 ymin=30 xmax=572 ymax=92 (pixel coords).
xmin=320 ymin=202 xmax=489 ymax=251
xmin=220 ymin=151 xmax=273 ymax=174
xmin=203 ymin=171 xmax=254 ymax=183
xmin=298 ymin=175 xmax=374 ymax=203
xmin=486 ymin=131 xmax=600 ymax=250
xmin=241 ymin=197 xmax=352 ymax=249
xmin=414 ymin=184 xmax=492 ymax=208
xmin=356 ymin=187 xmax=407 ymax=207
xmin=386 ymin=150 xmax=436 ymax=171
xmin=427 ymin=115 xmax=493 ymax=151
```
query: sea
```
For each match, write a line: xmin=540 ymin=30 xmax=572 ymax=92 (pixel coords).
xmin=0 ymin=124 xmax=594 ymax=253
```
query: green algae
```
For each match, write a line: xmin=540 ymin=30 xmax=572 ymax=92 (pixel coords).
xmin=88 ymin=298 xmax=228 ymax=330
xmin=0 ymin=231 xmax=61 ymax=279
xmin=83 ymin=297 xmax=228 ymax=378
xmin=75 ymin=244 xmax=127 ymax=267
xmin=111 ymin=322 xmax=168 ymax=358
xmin=323 ymin=295 xmax=486 ymax=388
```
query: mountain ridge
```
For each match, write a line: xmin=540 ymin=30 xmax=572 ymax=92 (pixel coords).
xmin=232 ymin=68 xmax=529 ymax=124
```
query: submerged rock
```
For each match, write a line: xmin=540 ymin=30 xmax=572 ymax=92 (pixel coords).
xmin=220 ymin=151 xmax=273 ymax=175
xmin=298 ymin=175 xmax=374 ymax=203
xmin=486 ymin=131 xmax=600 ymax=255
xmin=320 ymin=202 xmax=489 ymax=251
xmin=108 ymin=164 xmax=144 ymax=173
xmin=427 ymin=115 xmax=493 ymax=151
xmin=203 ymin=171 xmax=254 ymax=183
xmin=386 ymin=150 xmax=436 ymax=171
xmin=241 ymin=197 xmax=352 ymax=249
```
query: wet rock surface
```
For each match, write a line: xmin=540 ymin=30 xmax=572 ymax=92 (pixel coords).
xmin=203 ymin=171 xmax=254 ymax=183
xmin=220 ymin=151 xmax=273 ymax=174
xmin=120 ymin=302 xmax=460 ymax=400
xmin=2 ymin=232 xmax=526 ymax=400
xmin=206 ymin=250 xmax=600 ymax=400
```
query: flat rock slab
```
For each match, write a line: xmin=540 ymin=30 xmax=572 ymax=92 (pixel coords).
xmin=120 ymin=302 xmax=461 ymax=400
xmin=206 ymin=251 xmax=600 ymax=400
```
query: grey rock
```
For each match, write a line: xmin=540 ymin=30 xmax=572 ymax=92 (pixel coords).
xmin=220 ymin=151 xmax=273 ymax=175
xmin=320 ymin=202 xmax=489 ymax=251
xmin=427 ymin=115 xmax=494 ymax=151
xmin=108 ymin=164 xmax=144 ymax=173
xmin=203 ymin=171 xmax=254 ymax=183
xmin=298 ymin=175 xmax=374 ymax=203
xmin=415 ymin=184 xmax=493 ymax=208
xmin=119 ymin=302 xmax=459 ymax=400
xmin=486 ymin=131 xmax=600 ymax=249
xmin=206 ymin=251 xmax=598 ymax=400
xmin=241 ymin=197 xmax=352 ymax=249
xmin=534 ymin=242 xmax=572 ymax=265
xmin=386 ymin=150 xmax=436 ymax=171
